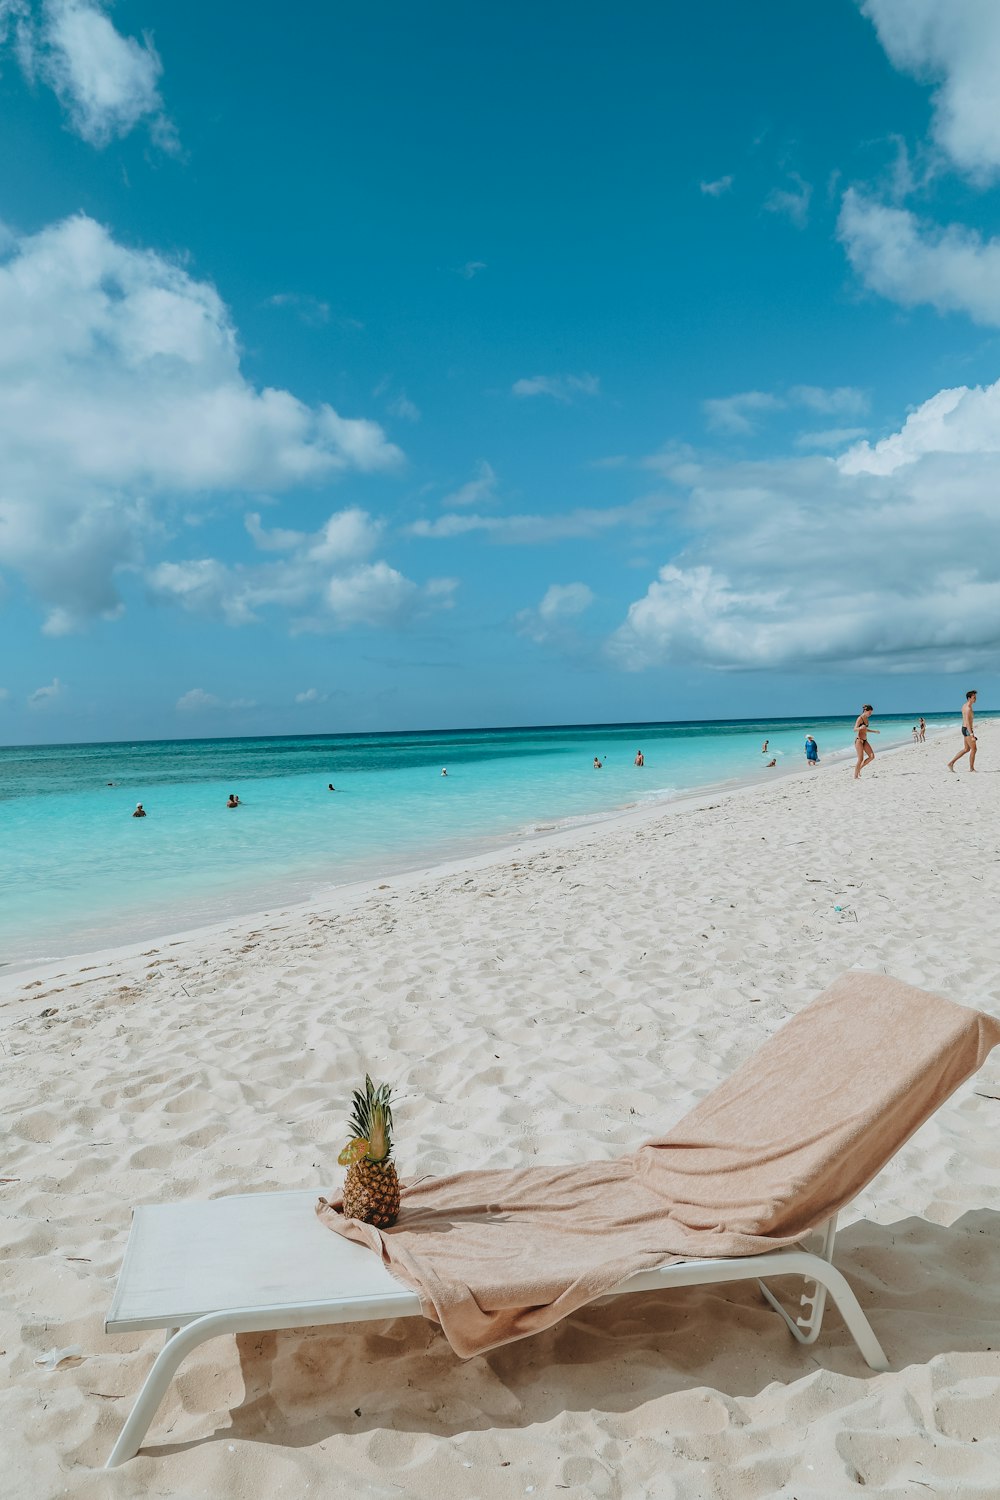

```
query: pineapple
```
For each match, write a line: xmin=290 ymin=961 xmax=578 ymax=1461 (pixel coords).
xmin=338 ymin=1075 xmax=401 ymax=1227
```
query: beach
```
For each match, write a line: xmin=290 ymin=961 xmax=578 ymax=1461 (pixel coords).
xmin=2 ymin=731 xmax=999 ymax=1498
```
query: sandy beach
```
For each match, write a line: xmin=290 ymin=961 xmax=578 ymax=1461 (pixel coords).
xmin=2 ymin=733 xmax=999 ymax=1499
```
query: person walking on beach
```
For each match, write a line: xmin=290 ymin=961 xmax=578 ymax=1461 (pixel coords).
xmin=919 ymin=716 xmax=926 ymax=742
xmin=948 ymin=691 xmax=978 ymax=773
xmin=804 ymin=735 xmax=819 ymax=767
xmin=853 ymin=705 xmax=878 ymax=780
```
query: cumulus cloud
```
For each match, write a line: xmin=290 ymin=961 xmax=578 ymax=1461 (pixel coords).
xmin=149 ymin=506 xmax=452 ymax=632
xmin=442 ymin=459 xmax=497 ymax=508
xmin=516 ymin=582 xmax=595 ymax=644
xmin=511 ymin=373 xmax=600 ymax=403
xmin=861 ymin=0 xmax=1000 ymax=182
xmin=700 ymin=174 xmax=734 ymax=196
xmin=610 ymin=375 xmax=1000 ymax=674
xmin=294 ymin=687 xmax=326 ymax=704
xmin=839 ymin=378 xmax=1000 ymax=475
xmin=838 ymin=188 xmax=1000 ymax=326
xmin=28 ymin=676 xmax=63 ymax=706
xmin=795 ymin=426 xmax=869 ymax=450
xmin=0 ymin=214 xmax=402 ymax=634
xmin=5 ymin=0 xmax=175 ymax=148
xmin=458 ymin=260 xmax=486 ymax=279
xmin=703 ymin=386 xmax=867 ymax=436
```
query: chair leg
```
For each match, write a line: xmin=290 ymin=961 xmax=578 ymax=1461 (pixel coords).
xmin=106 ymin=1313 xmax=235 ymax=1468
xmin=759 ymin=1252 xmax=889 ymax=1372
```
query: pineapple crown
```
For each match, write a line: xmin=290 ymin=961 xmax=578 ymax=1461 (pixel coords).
xmin=338 ymin=1074 xmax=394 ymax=1167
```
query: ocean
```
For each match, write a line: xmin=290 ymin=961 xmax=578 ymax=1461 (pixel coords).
xmin=0 ymin=713 xmax=966 ymax=967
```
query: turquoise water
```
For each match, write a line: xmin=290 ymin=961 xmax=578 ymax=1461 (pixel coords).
xmin=0 ymin=714 xmax=964 ymax=966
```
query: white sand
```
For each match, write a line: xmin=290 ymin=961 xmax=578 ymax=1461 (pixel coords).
xmin=2 ymin=734 xmax=999 ymax=1498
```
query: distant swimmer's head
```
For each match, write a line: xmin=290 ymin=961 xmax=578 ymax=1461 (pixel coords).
xmin=227 ymin=794 xmax=239 ymax=806
xmin=441 ymin=768 xmax=448 ymax=775
xmin=328 ymin=783 xmax=335 ymax=791
xmin=133 ymin=803 xmax=145 ymax=816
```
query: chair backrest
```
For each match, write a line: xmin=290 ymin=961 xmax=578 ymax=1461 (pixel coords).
xmin=636 ymin=972 xmax=1000 ymax=1242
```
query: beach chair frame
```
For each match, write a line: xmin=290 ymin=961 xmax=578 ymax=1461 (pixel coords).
xmin=103 ymin=1190 xmax=886 ymax=1467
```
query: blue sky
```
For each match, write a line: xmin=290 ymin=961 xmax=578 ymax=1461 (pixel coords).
xmin=1 ymin=0 xmax=999 ymax=743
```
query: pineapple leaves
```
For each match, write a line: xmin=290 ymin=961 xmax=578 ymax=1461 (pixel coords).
xmin=342 ymin=1075 xmax=395 ymax=1167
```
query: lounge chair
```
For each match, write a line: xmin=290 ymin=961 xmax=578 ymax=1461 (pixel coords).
xmin=103 ymin=973 xmax=1000 ymax=1466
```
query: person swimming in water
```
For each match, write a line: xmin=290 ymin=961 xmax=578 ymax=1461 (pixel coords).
xmin=227 ymin=794 xmax=240 ymax=808
xmin=327 ymin=783 xmax=336 ymax=791
xmin=634 ymin=750 xmax=644 ymax=767
xmin=132 ymin=803 xmax=146 ymax=818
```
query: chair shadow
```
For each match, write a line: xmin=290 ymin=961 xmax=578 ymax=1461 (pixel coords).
xmin=151 ymin=1208 xmax=1000 ymax=1457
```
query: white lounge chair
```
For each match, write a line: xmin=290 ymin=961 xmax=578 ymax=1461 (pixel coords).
xmin=104 ymin=1185 xmax=886 ymax=1467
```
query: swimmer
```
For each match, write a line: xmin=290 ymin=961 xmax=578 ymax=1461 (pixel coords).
xmin=766 ymin=758 xmax=777 ymax=768
xmin=634 ymin=750 xmax=644 ymax=767
xmin=761 ymin=739 xmax=769 ymax=754
xmin=328 ymin=783 xmax=335 ymax=791
xmin=441 ymin=768 xmax=448 ymax=777
xmin=227 ymin=794 xmax=240 ymax=808
xmin=593 ymin=757 xmax=602 ymax=770
xmin=132 ymin=803 xmax=146 ymax=818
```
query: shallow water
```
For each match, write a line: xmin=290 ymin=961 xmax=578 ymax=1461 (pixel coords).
xmin=0 ymin=714 xmax=961 ymax=964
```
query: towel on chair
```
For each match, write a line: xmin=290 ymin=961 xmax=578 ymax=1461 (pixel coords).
xmin=317 ymin=972 xmax=1000 ymax=1357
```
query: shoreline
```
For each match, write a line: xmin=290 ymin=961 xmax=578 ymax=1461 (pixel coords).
xmin=0 ymin=725 xmax=948 ymax=998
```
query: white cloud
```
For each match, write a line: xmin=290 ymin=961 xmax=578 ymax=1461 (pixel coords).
xmin=265 ymin=292 xmax=331 ymax=326
xmin=516 ymin=582 xmax=595 ymax=644
xmin=6 ymin=0 xmax=175 ymax=149
xmin=703 ymin=391 xmax=784 ymax=435
xmin=294 ymin=687 xmax=326 ymax=704
xmin=176 ymin=687 xmax=218 ymax=712
xmin=28 ymin=675 xmax=63 ymax=706
xmin=175 ymin=687 xmax=256 ymax=713
xmin=700 ymin=174 xmax=734 ymax=196
xmin=704 ymin=386 xmax=869 ymax=436
xmin=409 ymin=495 xmax=672 ymax=544
xmin=442 ymin=459 xmax=497 ymax=508
xmin=0 ymin=686 xmax=9 ymax=702
xmin=838 ymin=188 xmax=1000 ymax=326
xmin=0 ymin=214 xmax=402 ymax=634
xmin=149 ymin=506 xmax=450 ymax=632
xmin=839 ymin=378 xmax=1000 ymax=475
xmin=538 ymin=582 xmax=595 ymax=620
xmin=511 ymin=373 xmax=600 ymax=404
xmin=860 ymin=0 xmax=1000 ymax=182
xmin=610 ymin=375 xmax=1000 ymax=674
xmin=458 ymin=261 xmax=486 ymax=279
xmin=764 ymin=172 xmax=812 ymax=228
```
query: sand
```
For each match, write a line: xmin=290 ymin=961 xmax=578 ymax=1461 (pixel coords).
xmin=2 ymin=732 xmax=998 ymax=1499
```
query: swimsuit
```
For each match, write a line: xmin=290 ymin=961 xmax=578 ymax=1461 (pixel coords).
xmin=963 ymin=727 xmax=974 ymax=738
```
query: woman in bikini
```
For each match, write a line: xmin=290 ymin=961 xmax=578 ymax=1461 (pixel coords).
xmin=853 ymin=704 xmax=879 ymax=780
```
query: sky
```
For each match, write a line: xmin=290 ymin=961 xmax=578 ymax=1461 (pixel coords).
xmin=1 ymin=0 xmax=1000 ymax=744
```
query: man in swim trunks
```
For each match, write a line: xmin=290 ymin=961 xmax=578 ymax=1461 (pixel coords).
xmin=948 ymin=691 xmax=977 ymax=773
xmin=853 ymin=704 xmax=878 ymax=780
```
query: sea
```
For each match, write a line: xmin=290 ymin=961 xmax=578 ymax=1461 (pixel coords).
xmin=0 ymin=713 xmax=970 ymax=968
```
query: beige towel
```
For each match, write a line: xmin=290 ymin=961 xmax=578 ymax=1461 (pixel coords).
xmin=317 ymin=973 xmax=1000 ymax=1358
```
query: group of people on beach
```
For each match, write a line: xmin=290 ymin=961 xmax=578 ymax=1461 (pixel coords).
xmin=854 ymin=694 xmax=977 ymax=780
